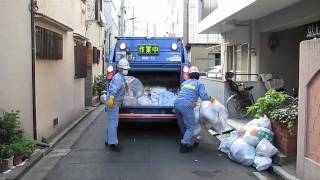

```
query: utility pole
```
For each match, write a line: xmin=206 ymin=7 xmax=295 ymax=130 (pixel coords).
xmin=120 ymin=0 xmax=125 ymax=36
xmin=146 ymin=21 xmax=149 ymax=36
xmin=132 ymin=6 xmax=134 ymax=36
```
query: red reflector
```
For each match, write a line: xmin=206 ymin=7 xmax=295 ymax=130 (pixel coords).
xmin=183 ymin=73 xmax=189 ymax=80
xmin=106 ymin=73 xmax=113 ymax=79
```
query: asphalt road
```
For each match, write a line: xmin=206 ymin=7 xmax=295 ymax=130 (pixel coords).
xmin=23 ymin=109 xmax=267 ymax=180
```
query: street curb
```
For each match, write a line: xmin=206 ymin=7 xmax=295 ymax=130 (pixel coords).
xmin=0 ymin=105 xmax=101 ymax=180
xmin=272 ymin=166 xmax=300 ymax=180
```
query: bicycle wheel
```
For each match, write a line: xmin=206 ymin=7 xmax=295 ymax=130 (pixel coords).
xmin=226 ymin=94 xmax=247 ymax=118
xmin=283 ymin=94 xmax=295 ymax=107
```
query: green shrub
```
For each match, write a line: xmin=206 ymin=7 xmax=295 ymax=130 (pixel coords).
xmin=271 ymin=98 xmax=298 ymax=135
xmin=247 ymin=89 xmax=286 ymax=117
xmin=0 ymin=144 xmax=13 ymax=160
xmin=11 ymin=139 xmax=35 ymax=157
xmin=0 ymin=111 xmax=23 ymax=144
xmin=93 ymin=74 xmax=106 ymax=96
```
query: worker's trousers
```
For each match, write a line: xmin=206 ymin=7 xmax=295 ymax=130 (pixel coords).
xmin=174 ymin=103 xmax=196 ymax=145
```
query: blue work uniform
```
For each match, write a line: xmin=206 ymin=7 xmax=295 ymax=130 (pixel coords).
xmin=174 ymin=79 xmax=211 ymax=145
xmin=105 ymin=72 xmax=126 ymax=145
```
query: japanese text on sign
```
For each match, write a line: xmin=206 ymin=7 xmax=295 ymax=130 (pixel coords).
xmin=138 ymin=45 xmax=159 ymax=55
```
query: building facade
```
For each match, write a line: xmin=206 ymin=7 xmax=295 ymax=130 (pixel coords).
xmin=197 ymin=0 xmax=320 ymax=178
xmin=0 ymin=0 xmax=105 ymax=141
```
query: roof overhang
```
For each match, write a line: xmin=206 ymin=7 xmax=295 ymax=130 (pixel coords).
xmin=73 ymin=33 xmax=88 ymax=42
xmin=35 ymin=13 xmax=73 ymax=32
xmin=198 ymin=0 xmax=302 ymax=34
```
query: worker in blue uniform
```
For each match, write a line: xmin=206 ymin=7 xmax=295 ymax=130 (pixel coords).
xmin=105 ymin=58 xmax=130 ymax=152
xmin=174 ymin=66 xmax=215 ymax=153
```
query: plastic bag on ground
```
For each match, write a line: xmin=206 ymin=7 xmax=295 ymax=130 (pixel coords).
xmin=123 ymin=96 xmax=138 ymax=106
xmin=124 ymin=76 xmax=144 ymax=98
xmin=244 ymin=115 xmax=272 ymax=130
xmin=199 ymin=100 xmax=228 ymax=134
xmin=242 ymin=126 xmax=273 ymax=147
xmin=229 ymin=138 xmax=256 ymax=166
xmin=193 ymin=124 xmax=202 ymax=137
xmin=253 ymin=156 xmax=272 ymax=171
xmin=256 ymin=139 xmax=278 ymax=157
xmin=219 ymin=131 xmax=240 ymax=154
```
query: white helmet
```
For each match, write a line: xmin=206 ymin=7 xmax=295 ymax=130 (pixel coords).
xmin=189 ymin=66 xmax=199 ymax=73
xmin=118 ymin=58 xmax=130 ymax=69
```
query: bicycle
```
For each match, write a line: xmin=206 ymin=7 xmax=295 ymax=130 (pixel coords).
xmin=225 ymin=72 xmax=255 ymax=118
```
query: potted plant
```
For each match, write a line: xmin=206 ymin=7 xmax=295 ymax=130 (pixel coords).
xmin=0 ymin=111 xmax=23 ymax=144
xmin=93 ymin=74 xmax=107 ymax=98
xmin=21 ymin=139 xmax=35 ymax=160
xmin=247 ymin=89 xmax=286 ymax=118
xmin=0 ymin=144 xmax=13 ymax=172
xmin=270 ymin=99 xmax=298 ymax=156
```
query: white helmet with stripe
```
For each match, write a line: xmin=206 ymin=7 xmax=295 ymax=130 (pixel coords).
xmin=189 ymin=66 xmax=199 ymax=73
xmin=118 ymin=58 xmax=130 ymax=69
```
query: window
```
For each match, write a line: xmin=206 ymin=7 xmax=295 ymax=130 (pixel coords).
xmin=93 ymin=47 xmax=100 ymax=64
xmin=200 ymin=0 xmax=218 ymax=20
xmin=35 ymin=26 xmax=63 ymax=60
xmin=74 ymin=42 xmax=87 ymax=78
xmin=227 ymin=44 xmax=250 ymax=81
xmin=95 ymin=0 xmax=102 ymax=21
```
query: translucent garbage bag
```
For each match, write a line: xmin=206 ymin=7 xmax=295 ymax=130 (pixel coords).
xmin=253 ymin=156 xmax=272 ymax=171
xmin=123 ymin=96 xmax=138 ymax=106
xmin=242 ymin=126 xmax=274 ymax=147
xmin=229 ymin=138 xmax=256 ymax=166
xmin=138 ymin=95 xmax=153 ymax=106
xmin=256 ymin=139 xmax=278 ymax=157
xmin=244 ymin=115 xmax=272 ymax=130
xmin=124 ymin=76 xmax=144 ymax=98
xmin=193 ymin=124 xmax=202 ymax=137
xmin=159 ymin=91 xmax=174 ymax=106
xmin=199 ymin=100 xmax=228 ymax=134
xmin=219 ymin=131 xmax=240 ymax=154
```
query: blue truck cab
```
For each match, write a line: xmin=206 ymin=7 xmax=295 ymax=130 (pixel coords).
xmin=106 ymin=37 xmax=190 ymax=121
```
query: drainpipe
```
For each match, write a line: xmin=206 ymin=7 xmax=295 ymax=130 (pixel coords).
xmin=30 ymin=0 xmax=37 ymax=140
xmin=248 ymin=20 xmax=252 ymax=81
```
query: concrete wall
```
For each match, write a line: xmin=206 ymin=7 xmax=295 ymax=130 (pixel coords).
xmin=189 ymin=45 xmax=214 ymax=72
xmin=200 ymin=77 xmax=265 ymax=106
xmin=35 ymin=0 xmax=87 ymax=139
xmin=258 ymin=26 xmax=305 ymax=95
xmin=35 ymin=22 xmax=85 ymax=139
xmin=0 ymin=1 xmax=33 ymax=138
xmin=87 ymin=23 xmax=104 ymax=81
xmin=297 ymin=38 xmax=320 ymax=180
xmin=37 ymin=0 xmax=86 ymax=35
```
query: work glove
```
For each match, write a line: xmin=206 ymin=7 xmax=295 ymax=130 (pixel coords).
xmin=210 ymin=96 xmax=216 ymax=104
xmin=106 ymin=96 xmax=115 ymax=108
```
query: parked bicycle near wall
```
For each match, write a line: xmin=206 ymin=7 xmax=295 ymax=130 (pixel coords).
xmin=225 ymin=72 xmax=255 ymax=118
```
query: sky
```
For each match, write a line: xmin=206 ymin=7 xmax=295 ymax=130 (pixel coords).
xmin=124 ymin=0 xmax=182 ymax=37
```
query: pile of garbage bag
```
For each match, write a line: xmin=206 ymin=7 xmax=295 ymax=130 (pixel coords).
xmin=194 ymin=100 xmax=228 ymax=135
xmin=122 ymin=76 xmax=177 ymax=107
xmin=218 ymin=115 xmax=278 ymax=171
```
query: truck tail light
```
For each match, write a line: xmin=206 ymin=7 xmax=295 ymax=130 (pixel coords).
xmin=106 ymin=73 xmax=114 ymax=80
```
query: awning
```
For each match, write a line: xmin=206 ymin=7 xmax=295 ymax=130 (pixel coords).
xmin=34 ymin=13 xmax=73 ymax=32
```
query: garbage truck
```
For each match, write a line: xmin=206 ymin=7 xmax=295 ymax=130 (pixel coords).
xmin=106 ymin=37 xmax=190 ymax=121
